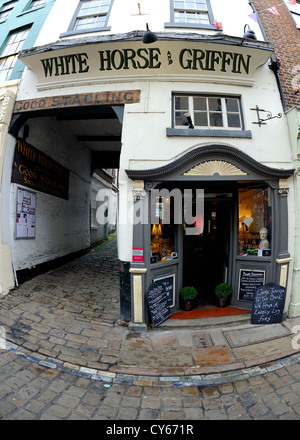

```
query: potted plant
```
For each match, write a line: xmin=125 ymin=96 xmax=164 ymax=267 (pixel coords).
xmin=215 ymin=283 xmax=232 ymax=308
xmin=179 ymin=286 xmax=198 ymax=311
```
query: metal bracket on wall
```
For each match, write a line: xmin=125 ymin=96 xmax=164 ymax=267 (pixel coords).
xmin=251 ymin=105 xmax=282 ymax=127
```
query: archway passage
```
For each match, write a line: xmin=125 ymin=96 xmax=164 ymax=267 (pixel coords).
xmin=9 ymin=103 xmax=123 ymax=171
xmin=5 ymin=101 xmax=124 ymax=286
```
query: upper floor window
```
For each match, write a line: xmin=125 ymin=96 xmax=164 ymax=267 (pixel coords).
xmin=0 ymin=27 xmax=30 ymax=81
xmin=0 ymin=1 xmax=18 ymax=22
xmin=26 ymin=0 xmax=46 ymax=10
xmin=174 ymin=0 xmax=210 ymax=25
xmin=165 ymin=0 xmax=216 ymax=30
xmin=71 ymin=0 xmax=112 ymax=32
xmin=174 ymin=94 xmax=243 ymax=130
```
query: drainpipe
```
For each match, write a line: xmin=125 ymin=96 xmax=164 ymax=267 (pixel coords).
xmin=248 ymin=0 xmax=287 ymax=111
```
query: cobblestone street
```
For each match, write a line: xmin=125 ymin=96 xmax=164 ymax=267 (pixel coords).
xmin=1 ymin=234 xmax=300 ymax=421
xmin=1 ymin=348 xmax=300 ymax=420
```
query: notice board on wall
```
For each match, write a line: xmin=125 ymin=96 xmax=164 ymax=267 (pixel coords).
xmin=16 ymin=188 xmax=36 ymax=239
xmin=238 ymin=269 xmax=266 ymax=302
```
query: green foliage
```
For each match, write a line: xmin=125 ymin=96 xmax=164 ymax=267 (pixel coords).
xmin=180 ymin=286 xmax=198 ymax=301
xmin=215 ymin=283 xmax=232 ymax=298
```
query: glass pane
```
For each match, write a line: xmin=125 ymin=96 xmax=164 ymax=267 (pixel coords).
xmin=208 ymin=98 xmax=222 ymax=111
xmin=194 ymin=97 xmax=207 ymax=110
xmin=227 ymin=113 xmax=241 ymax=128
xmin=175 ymin=96 xmax=188 ymax=110
xmin=194 ymin=112 xmax=208 ymax=126
xmin=175 ymin=111 xmax=189 ymax=126
xmin=1 ymin=29 xmax=29 ymax=57
xmin=174 ymin=10 xmax=208 ymax=23
xmin=209 ymin=113 xmax=223 ymax=126
xmin=76 ymin=15 xmax=106 ymax=29
xmin=0 ymin=54 xmax=17 ymax=80
xmin=174 ymin=0 xmax=207 ymax=10
xmin=28 ymin=0 xmax=46 ymax=10
xmin=238 ymin=188 xmax=272 ymax=256
xmin=151 ymin=196 xmax=176 ymax=264
xmin=226 ymin=98 xmax=239 ymax=112
xmin=174 ymin=1 xmax=185 ymax=7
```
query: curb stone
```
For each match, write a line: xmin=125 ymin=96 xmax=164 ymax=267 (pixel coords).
xmin=4 ymin=342 xmax=300 ymax=387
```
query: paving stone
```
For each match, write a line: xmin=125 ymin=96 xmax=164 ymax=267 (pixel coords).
xmin=1 ymin=235 xmax=300 ymax=421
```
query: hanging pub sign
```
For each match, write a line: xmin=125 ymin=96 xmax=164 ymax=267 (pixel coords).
xmin=11 ymin=138 xmax=69 ymax=200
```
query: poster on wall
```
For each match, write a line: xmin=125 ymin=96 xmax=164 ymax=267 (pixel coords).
xmin=16 ymin=188 xmax=36 ymax=239
xmin=238 ymin=269 xmax=266 ymax=302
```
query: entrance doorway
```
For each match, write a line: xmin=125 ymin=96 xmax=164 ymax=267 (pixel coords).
xmin=183 ymin=198 xmax=232 ymax=306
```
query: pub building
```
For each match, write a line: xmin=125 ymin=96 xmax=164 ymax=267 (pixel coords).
xmin=0 ymin=0 xmax=296 ymax=330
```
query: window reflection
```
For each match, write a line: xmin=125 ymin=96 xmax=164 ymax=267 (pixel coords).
xmin=238 ymin=187 xmax=272 ymax=256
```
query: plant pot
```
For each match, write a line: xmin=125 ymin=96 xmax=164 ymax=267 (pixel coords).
xmin=183 ymin=300 xmax=193 ymax=311
xmin=218 ymin=297 xmax=227 ymax=308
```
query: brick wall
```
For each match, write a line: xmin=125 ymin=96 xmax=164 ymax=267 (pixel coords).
xmin=250 ymin=0 xmax=300 ymax=110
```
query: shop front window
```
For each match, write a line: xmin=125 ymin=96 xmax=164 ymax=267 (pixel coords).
xmin=238 ymin=187 xmax=272 ymax=256
xmin=150 ymin=195 xmax=176 ymax=264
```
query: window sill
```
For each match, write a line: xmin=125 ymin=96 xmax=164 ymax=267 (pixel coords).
xmin=17 ymin=6 xmax=46 ymax=17
xmin=60 ymin=26 xmax=111 ymax=38
xmin=166 ymin=128 xmax=252 ymax=138
xmin=164 ymin=22 xmax=221 ymax=31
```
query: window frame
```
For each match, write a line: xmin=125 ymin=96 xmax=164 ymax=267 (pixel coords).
xmin=0 ymin=26 xmax=30 ymax=81
xmin=0 ymin=0 xmax=18 ymax=23
xmin=60 ymin=0 xmax=113 ymax=37
xmin=167 ymin=93 xmax=251 ymax=139
xmin=24 ymin=0 xmax=46 ymax=11
xmin=165 ymin=0 xmax=218 ymax=30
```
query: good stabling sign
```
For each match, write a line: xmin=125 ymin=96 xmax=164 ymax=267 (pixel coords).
xmin=146 ymin=280 xmax=171 ymax=327
xmin=11 ymin=138 xmax=69 ymax=200
xmin=251 ymin=283 xmax=286 ymax=324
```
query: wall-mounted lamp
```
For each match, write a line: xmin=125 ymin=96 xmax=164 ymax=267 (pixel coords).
xmin=243 ymin=24 xmax=257 ymax=40
xmin=184 ymin=113 xmax=194 ymax=129
xmin=142 ymin=23 xmax=158 ymax=44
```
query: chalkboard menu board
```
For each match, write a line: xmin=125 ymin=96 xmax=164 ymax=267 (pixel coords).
xmin=238 ymin=269 xmax=265 ymax=302
xmin=251 ymin=283 xmax=286 ymax=324
xmin=146 ymin=281 xmax=171 ymax=327
xmin=153 ymin=274 xmax=175 ymax=308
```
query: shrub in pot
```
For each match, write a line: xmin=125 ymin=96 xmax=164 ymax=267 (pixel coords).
xmin=215 ymin=283 xmax=232 ymax=308
xmin=179 ymin=286 xmax=198 ymax=311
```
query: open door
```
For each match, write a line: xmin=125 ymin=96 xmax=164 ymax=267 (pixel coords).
xmin=183 ymin=198 xmax=232 ymax=306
